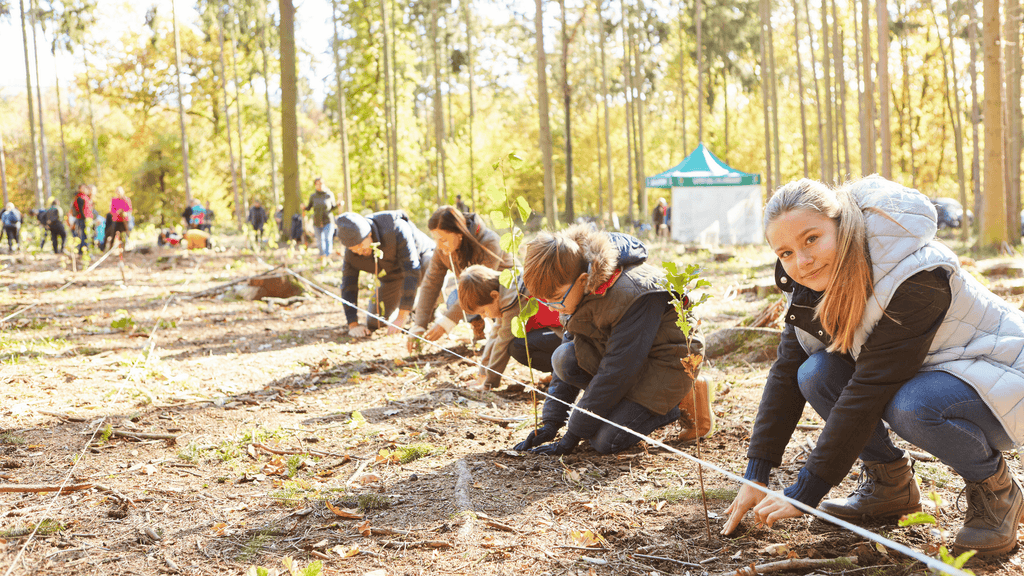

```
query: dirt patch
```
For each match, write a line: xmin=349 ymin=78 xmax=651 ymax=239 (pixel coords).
xmin=1 ymin=243 xmax=1022 ymax=576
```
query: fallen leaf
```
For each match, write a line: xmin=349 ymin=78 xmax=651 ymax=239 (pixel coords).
xmin=142 ymin=464 xmax=157 ymax=475
xmin=355 ymin=520 xmax=372 ymax=536
xmin=326 ymin=501 xmax=364 ymax=519
xmin=333 ymin=544 xmax=360 ymax=558
xmin=212 ymin=522 xmax=227 ymax=536
xmin=358 ymin=473 xmax=381 ymax=485
xmin=655 ymin=500 xmax=667 ymax=512
xmin=762 ymin=543 xmax=789 ymax=556
xmin=570 ymin=529 xmax=604 ymax=548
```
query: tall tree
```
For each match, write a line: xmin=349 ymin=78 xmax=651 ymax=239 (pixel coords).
xmin=0 ymin=128 xmax=7 ymax=206
xmin=330 ymin=0 xmax=351 ymax=211
xmin=621 ymin=6 xmax=635 ymax=223
xmin=430 ymin=0 xmax=447 ymax=205
xmin=559 ymin=0 xmax=574 ymax=222
xmin=832 ymin=0 xmax=849 ymax=179
xmin=933 ymin=0 xmax=967 ymax=244
xmin=279 ymin=0 xmax=300 ymax=239
xmin=793 ymin=0 xmax=808 ymax=176
xmin=678 ymin=0 xmax=687 ymax=153
xmin=632 ymin=11 xmax=646 ymax=222
xmin=380 ymin=0 xmax=395 ymax=209
xmin=969 ymin=0 xmax=981 ymax=237
xmin=535 ymin=0 xmax=556 ymax=226
xmin=877 ymin=0 xmax=892 ymax=177
xmin=598 ymin=1 xmax=614 ymax=224
xmin=768 ymin=2 xmax=781 ymax=186
xmin=19 ymin=0 xmax=42 ymax=206
xmin=696 ymin=0 xmax=703 ymax=140
xmin=259 ymin=3 xmax=276 ymax=208
xmin=30 ymin=0 xmax=50 ymax=205
xmin=759 ymin=0 xmax=772 ymax=192
xmin=217 ymin=12 xmax=242 ymax=227
xmin=171 ymin=0 xmax=192 ymax=205
xmin=861 ymin=0 xmax=875 ymax=175
xmin=83 ymin=47 xmax=100 ymax=181
xmin=981 ymin=0 xmax=1007 ymax=246
xmin=1004 ymin=0 xmax=1021 ymax=242
xmin=464 ymin=0 xmax=475 ymax=210
xmin=820 ymin=0 xmax=834 ymax=183
xmin=805 ymin=0 xmax=825 ymax=179
xmin=229 ymin=20 xmax=249 ymax=217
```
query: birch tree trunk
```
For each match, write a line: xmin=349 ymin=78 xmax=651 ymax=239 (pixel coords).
xmin=969 ymin=1 xmax=981 ymax=236
xmin=431 ymin=0 xmax=447 ymax=205
xmin=1004 ymin=0 xmax=1021 ymax=241
xmin=30 ymin=0 xmax=50 ymax=206
xmin=0 ymin=130 xmax=8 ymax=206
xmin=936 ymin=0 xmax=967 ymax=243
xmin=696 ymin=0 xmax=703 ymax=141
xmin=172 ymin=0 xmax=193 ymax=205
xmin=877 ymin=0 xmax=892 ymax=178
xmin=832 ymin=0 xmax=849 ymax=179
xmin=821 ymin=1 xmax=834 ymax=183
xmin=560 ymin=0 xmax=574 ymax=223
xmin=598 ymin=0 xmax=614 ymax=224
xmin=981 ymin=0 xmax=1007 ymax=246
xmin=854 ymin=0 xmax=864 ymax=178
xmin=54 ymin=68 xmax=70 ymax=197
xmin=229 ymin=23 xmax=249 ymax=218
xmin=621 ymin=4 xmax=635 ymax=225
xmin=19 ymin=0 xmax=42 ymax=206
xmin=260 ymin=4 xmax=277 ymax=209
xmin=331 ymin=0 xmax=352 ymax=211
xmin=217 ymin=17 xmax=241 ymax=228
xmin=861 ymin=0 xmax=875 ymax=175
xmin=464 ymin=0 xmax=475 ymax=210
xmin=678 ymin=0 xmax=688 ymax=153
xmin=380 ymin=0 xmax=394 ymax=209
xmin=760 ymin=0 xmax=773 ymax=193
xmin=768 ymin=4 xmax=781 ymax=186
xmin=634 ymin=28 xmax=647 ymax=222
xmin=794 ymin=0 xmax=809 ymax=177
xmin=804 ymin=0 xmax=825 ymax=179
xmin=535 ymin=0 xmax=556 ymax=226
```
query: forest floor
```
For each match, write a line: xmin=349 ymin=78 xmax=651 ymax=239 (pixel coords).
xmin=1 ymin=233 xmax=1024 ymax=576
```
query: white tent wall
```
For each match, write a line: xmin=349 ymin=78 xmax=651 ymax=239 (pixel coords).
xmin=670 ymin=184 xmax=764 ymax=245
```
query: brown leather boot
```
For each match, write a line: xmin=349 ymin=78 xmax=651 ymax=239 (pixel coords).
xmin=677 ymin=375 xmax=713 ymax=442
xmin=818 ymin=456 xmax=921 ymax=520
xmin=953 ymin=457 xmax=1024 ymax=558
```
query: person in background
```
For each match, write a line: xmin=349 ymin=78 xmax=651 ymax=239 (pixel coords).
xmin=513 ymin=225 xmax=705 ymax=456
xmin=248 ymin=199 xmax=269 ymax=245
xmin=44 ymin=197 xmax=66 ymax=254
xmin=457 ymin=265 xmax=561 ymax=391
xmin=305 ymin=177 xmax=337 ymax=262
xmin=455 ymin=194 xmax=468 ymax=213
xmin=30 ymin=207 xmax=50 ymax=250
xmin=202 ymin=201 xmax=215 ymax=233
xmin=653 ymin=197 xmax=670 ymax=239
xmin=336 ymin=210 xmax=435 ymax=337
xmin=70 ymin=184 xmax=94 ymax=255
xmin=720 ymin=177 xmax=1024 ymax=559
xmin=407 ymin=205 xmax=513 ymax=353
xmin=110 ymin=186 xmax=133 ymax=250
xmin=1 ymin=202 xmax=22 ymax=253
xmin=274 ymin=204 xmax=284 ymax=232
xmin=188 ymin=199 xmax=207 ymax=230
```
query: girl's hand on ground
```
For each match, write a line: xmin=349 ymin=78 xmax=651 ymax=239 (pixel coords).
xmin=423 ymin=325 xmax=445 ymax=342
xmin=388 ymin=310 xmax=410 ymax=335
xmin=721 ymin=482 xmax=767 ymax=536
xmin=752 ymin=494 xmax=802 ymax=528
xmin=349 ymin=325 xmax=370 ymax=338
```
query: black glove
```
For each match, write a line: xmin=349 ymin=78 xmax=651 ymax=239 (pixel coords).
xmin=513 ymin=423 xmax=560 ymax=451
xmin=528 ymin=432 xmax=581 ymax=456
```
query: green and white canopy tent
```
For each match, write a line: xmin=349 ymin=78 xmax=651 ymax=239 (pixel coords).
xmin=646 ymin=143 xmax=764 ymax=245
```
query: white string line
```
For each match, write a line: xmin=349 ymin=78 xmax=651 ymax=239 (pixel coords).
xmin=282 ymin=265 xmax=971 ymax=576
xmin=0 ymin=246 xmax=116 ymax=325
xmin=2 ymin=267 xmax=181 ymax=576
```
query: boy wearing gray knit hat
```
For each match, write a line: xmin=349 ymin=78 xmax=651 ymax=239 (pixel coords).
xmin=336 ymin=212 xmax=372 ymax=252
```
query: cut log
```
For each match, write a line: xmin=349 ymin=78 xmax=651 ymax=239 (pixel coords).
xmin=247 ymin=273 xmax=305 ymax=300
xmin=705 ymin=327 xmax=782 ymax=360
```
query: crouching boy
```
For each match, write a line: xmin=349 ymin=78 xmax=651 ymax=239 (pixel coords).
xmin=513 ymin=225 xmax=705 ymax=455
xmin=458 ymin=265 xmax=561 ymax=391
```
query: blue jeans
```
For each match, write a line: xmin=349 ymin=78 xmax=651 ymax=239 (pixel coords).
xmin=798 ymin=350 xmax=1012 ymax=482
xmin=315 ymin=222 xmax=335 ymax=256
xmin=74 ymin=219 xmax=89 ymax=255
xmin=552 ymin=341 xmax=681 ymax=454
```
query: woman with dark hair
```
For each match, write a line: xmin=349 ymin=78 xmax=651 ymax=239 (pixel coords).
xmin=407 ymin=206 xmax=513 ymax=353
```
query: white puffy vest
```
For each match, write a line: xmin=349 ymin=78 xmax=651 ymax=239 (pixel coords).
xmin=790 ymin=177 xmax=1024 ymax=447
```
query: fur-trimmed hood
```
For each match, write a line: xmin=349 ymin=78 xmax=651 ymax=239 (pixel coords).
xmin=564 ymin=226 xmax=649 ymax=293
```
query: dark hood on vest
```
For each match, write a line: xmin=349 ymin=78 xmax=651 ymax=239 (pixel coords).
xmin=563 ymin=226 xmax=649 ymax=294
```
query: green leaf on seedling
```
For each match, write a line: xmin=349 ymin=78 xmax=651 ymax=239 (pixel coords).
xmin=508 ymin=152 xmax=524 ymax=170
xmin=511 ymin=316 xmax=527 ymax=339
xmin=499 ymin=268 xmax=516 ymax=289
xmin=492 ymin=161 xmax=502 ymax=171
xmin=490 ymin=210 xmax=512 ymax=230
xmin=938 ymin=546 xmax=976 ymax=574
xmin=371 ymin=242 xmax=383 ymax=260
xmin=520 ymin=297 xmax=538 ymax=319
xmin=898 ymin=512 xmax=937 ymax=527
xmin=516 ymin=196 xmax=532 ymax=222
xmin=500 ymin=229 xmax=523 ymax=254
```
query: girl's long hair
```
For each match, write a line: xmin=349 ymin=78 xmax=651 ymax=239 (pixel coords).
xmin=428 ymin=205 xmax=486 ymax=267
xmin=764 ymin=179 xmax=873 ymax=354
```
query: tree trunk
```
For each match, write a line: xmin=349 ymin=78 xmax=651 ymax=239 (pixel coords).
xmin=331 ymin=0 xmax=352 ymax=212
xmin=217 ymin=17 xmax=241 ymax=228
xmin=1004 ymin=0 xmax=1021 ymax=242
xmin=464 ymin=0 xmax=475 ymax=211
xmin=560 ymin=0 xmax=574 ymax=223
xmin=30 ymin=0 xmax=50 ymax=207
xmin=633 ymin=28 xmax=646 ymax=223
xmin=389 ymin=0 xmax=399 ymax=209
xmin=768 ymin=4 xmax=781 ymax=186
xmin=229 ymin=22 xmax=249 ymax=219
xmin=821 ymin=1 xmax=834 ymax=183
xmin=934 ymin=0 xmax=968 ymax=244
xmin=678 ymin=0 xmax=688 ymax=153
xmin=804 ymin=0 xmax=825 ymax=179
xmin=981 ymin=0 xmax=1007 ymax=247
xmin=260 ymin=4 xmax=277 ymax=209
xmin=54 ymin=68 xmax=70 ymax=198
xmin=378 ymin=0 xmax=392 ymax=209
xmin=854 ymin=0 xmax=864 ymax=177
xmin=621 ymin=3 xmax=634 ymax=225
xmin=431 ymin=0 xmax=448 ymax=205
xmin=760 ymin=0 xmax=773 ymax=193
xmin=172 ymin=0 xmax=193 ymax=205
xmin=535 ymin=0 xmax=556 ymax=226
xmin=861 ymin=0 xmax=875 ymax=175
xmin=898 ymin=0 xmax=914 ymax=187
xmin=794 ymin=0 xmax=808 ymax=177
xmin=598 ymin=0 xmax=614 ymax=225
xmin=19 ymin=0 xmax=42 ymax=206
xmin=877 ymin=0 xmax=892 ymax=178
xmin=279 ymin=0 xmax=301 ymax=241
xmin=0 ymin=129 xmax=8 ymax=206
xmin=832 ymin=0 xmax=849 ymax=180
xmin=696 ymin=0 xmax=703 ymax=141
xmin=969 ymin=1 xmax=981 ymax=238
